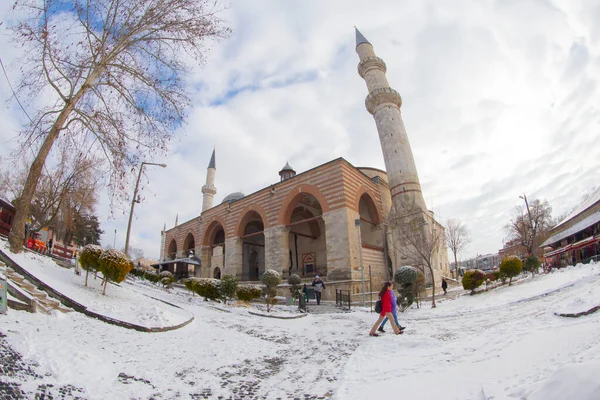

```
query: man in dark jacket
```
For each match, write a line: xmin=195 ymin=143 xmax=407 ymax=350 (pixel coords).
xmin=312 ymin=276 xmax=325 ymax=305
xmin=442 ymin=278 xmax=448 ymax=295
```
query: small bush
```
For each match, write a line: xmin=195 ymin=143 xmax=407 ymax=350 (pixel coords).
xmin=219 ymin=275 xmax=238 ymax=304
xmin=462 ymin=269 xmax=486 ymax=294
xmin=395 ymin=266 xmax=418 ymax=311
xmin=237 ymin=285 xmax=263 ymax=301
xmin=79 ymin=244 xmax=103 ymax=287
xmin=499 ymin=257 xmax=523 ymax=286
xmin=288 ymin=274 xmax=302 ymax=299
xmin=394 ymin=266 xmax=418 ymax=285
xmin=194 ymin=278 xmax=221 ymax=301
xmin=129 ymin=266 xmax=145 ymax=279
xmin=523 ymin=255 xmax=541 ymax=277
xmin=159 ymin=271 xmax=174 ymax=288
xmin=144 ymin=270 xmax=160 ymax=283
xmin=98 ymin=249 xmax=132 ymax=295
xmin=261 ymin=269 xmax=282 ymax=312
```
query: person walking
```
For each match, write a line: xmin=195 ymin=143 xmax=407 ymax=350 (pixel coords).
xmin=302 ymin=284 xmax=309 ymax=304
xmin=369 ymin=281 xmax=402 ymax=337
xmin=442 ymin=278 xmax=448 ymax=295
xmin=312 ymin=276 xmax=325 ymax=305
xmin=378 ymin=287 xmax=405 ymax=333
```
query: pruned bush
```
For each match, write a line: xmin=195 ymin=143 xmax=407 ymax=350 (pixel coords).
xmin=129 ymin=266 xmax=145 ymax=279
xmin=159 ymin=271 xmax=174 ymax=288
xmin=394 ymin=266 xmax=418 ymax=311
xmin=499 ymin=257 xmax=523 ymax=286
xmin=79 ymin=244 xmax=103 ymax=287
xmin=261 ymin=269 xmax=282 ymax=312
xmin=144 ymin=270 xmax=160 ymax=283
xmin=462 ymin=269 xmax=486 ymax=294
xmin=194 ymin=278 xmax=221 ymax=301
xmin=523 ymin=255 xmax=541 ymax=277
xmin=288 ymin=274 xmax=302 ymax=299
xmin=183 ymin=277 xmax=199 ymax=294
xmin=98 ymin=249 xmax=132 ymax=295
xmin=219 ymin=275 xmax=238 ymax=304
xmin=237 ymin=285 xmax=262 ymax=301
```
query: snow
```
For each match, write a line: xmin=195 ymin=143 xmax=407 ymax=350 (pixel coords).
xmin=1 ymin=239 xmax=600 ymax=399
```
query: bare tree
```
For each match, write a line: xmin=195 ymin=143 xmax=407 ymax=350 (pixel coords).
xmin=7 ymin=0 xmax=230 ymax=252
xmin=445 ymin=219 xmax=470 ymax=279
xmin=505 ymin=199 xmax=554 ymax=256
xmin=389 ymin=208 xmax=445 ymax=308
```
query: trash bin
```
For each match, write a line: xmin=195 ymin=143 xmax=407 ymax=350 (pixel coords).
xmin=0 ymin=277 xmax=7 ymax=314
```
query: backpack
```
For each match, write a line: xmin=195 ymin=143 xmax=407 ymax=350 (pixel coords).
xmin=374 ymin=299 xmax=382 ymax=314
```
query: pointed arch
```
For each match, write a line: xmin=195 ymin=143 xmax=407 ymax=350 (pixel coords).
xmin=278 ymin=184 xmax=330 ymax=225
xmin=354 ymin=185 xmax=382 ymax=225
xmin=235 ymin=204 xmax=268 ymax=237
xmin=202 ymin=216 xmax=227 ymax=246
xmin=167 ymin=238 xmax=178 ymax=260
xmin=183 ymin=231 xmax=196 ymax=255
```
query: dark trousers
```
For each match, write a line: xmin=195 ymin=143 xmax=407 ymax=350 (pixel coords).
xmin=315 ymin=291 xmax=322 ymax=305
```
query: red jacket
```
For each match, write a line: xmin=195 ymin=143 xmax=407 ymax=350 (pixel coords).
xmin=380 ymin=290 xmax=393 ymax=316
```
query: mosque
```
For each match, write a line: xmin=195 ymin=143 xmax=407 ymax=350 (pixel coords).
xmin=156 ymin=29 xmax=450 ymax=302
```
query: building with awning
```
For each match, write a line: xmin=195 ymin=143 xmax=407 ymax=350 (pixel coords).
xmin=151 ymin=256 xmax=202 ymax=281
xmin=540 ymin=187 xmax=600 ymax=268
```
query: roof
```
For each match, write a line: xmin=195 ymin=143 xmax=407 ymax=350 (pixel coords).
xmin=279 ymin=162 xmax=295 ymax=173
xmin=541 ymin=209 xmax=600 ymax=247
xmin=355 ymin=27 xmax=370 ymax=47
xmin=221 ymin=192 xmax=245 ymax=204
xmin=0 ymin=196 xmax=15 ymax=210
xmin=208 ymin=149 xmax=216 ymax=169
xmin=553 ymin=186 xmax=600 ymax=230
xmin=152 ymin=256 xmax=201 ymax=267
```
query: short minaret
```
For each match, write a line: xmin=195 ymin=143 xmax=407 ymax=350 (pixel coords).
xmin=201 ymin=149 xmax=217 ymax=212
xmin=355 ymin=28 xmax=428 ymax=216
xmin=278 ymin=161 xmax=296 ymax=181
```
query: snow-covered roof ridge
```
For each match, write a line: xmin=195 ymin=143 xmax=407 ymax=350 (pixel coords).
xmin=541 ymin=209 xmax=600 ymax=247
xmin=553 ymin=186 xmax=600 ymax=230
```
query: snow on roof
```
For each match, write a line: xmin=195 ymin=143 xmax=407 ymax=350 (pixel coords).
xmin=0 ymin=195 xmax=15 ymax=210
xmin=541 ymin=209 xmax=600 ymax=247
xmin=553 ymin=186 xmax=600 ymax=230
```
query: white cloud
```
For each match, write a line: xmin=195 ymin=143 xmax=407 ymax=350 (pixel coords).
xmin=1 ymin=0 xmax=599 ymax=261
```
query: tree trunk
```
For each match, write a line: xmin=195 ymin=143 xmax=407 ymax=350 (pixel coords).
xmin=428 ymin=264 xmax=436 ymax=308
xmin=103 ymin=278 xmax=108 ymax=295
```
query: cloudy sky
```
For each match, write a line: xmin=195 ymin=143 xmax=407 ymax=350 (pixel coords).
xmin=1 ymin=0 xmax=599 ymax=261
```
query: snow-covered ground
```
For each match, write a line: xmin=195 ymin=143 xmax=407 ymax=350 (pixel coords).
xmin=1 ymin=242 xmax=599 ymax=399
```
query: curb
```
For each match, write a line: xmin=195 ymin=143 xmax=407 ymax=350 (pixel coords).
xmin=248 ymin=311 xmax=308 ymax=319
xmin=555 ymin=305 xmax=600 ymax=318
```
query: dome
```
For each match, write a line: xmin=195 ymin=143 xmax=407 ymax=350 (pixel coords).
xmin=221 ymin=192 xmax=245 ymax=204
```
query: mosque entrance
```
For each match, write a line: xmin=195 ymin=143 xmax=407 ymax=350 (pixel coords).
xmin=203 ymin=220 xmax=225 ymax=279
xmin=285 ymin=193 xmax=327 ymax=278
xmin=240 ymin=211 xmax=265 ymax=281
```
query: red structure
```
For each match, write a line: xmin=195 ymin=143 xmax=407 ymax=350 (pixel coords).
xmin=0 ymin=197 xmax=16 ymax=237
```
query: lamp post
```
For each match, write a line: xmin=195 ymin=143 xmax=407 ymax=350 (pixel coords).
xmin=355 ymin=219 xmax=366 ymax=307
xmin=124 ymin=161 xmax=167 ymax=257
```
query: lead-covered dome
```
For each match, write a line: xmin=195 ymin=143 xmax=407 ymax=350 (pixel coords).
xmin=221 ymin=192 xmax=245 ymax=204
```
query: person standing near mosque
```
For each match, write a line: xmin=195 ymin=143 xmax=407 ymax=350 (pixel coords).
xmin=378 ymin=285 xmax=405 ymax=333
xmin=312 ymin=276 xmax=325 ymax=305
xmin=369 ymin=281 xmax=402 ymax=337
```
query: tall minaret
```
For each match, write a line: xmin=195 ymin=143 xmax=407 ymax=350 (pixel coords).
xmin=355 ymin=28 xmax=428 ymax=216
xmin=201 ymin=149 xmax=217 ymax=212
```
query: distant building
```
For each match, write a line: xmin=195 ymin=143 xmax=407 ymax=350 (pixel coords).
xmin=499 ymin=238 xmax=529 ymax=261
xmin=541 ymin=187 xmax=600 ymax=268
xmin=451 ymin=253 xmax=499 ymax=276
xmin=0 ymin=196 xmax=16 ymax=237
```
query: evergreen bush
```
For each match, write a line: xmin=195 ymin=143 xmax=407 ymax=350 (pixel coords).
xmin=499 ymin=257 xmax=523 ymax=286
xmin=144 ymin=270 xmax=160 ymax=284
xmin=98 ymin=249 xmax=132 ymax=295
xmin=523 ymin=255 xmax=541 ymax=277
xmin=159 ymin=271 xmax=174 ymax=288
xmin=261 ymin=269 xmax=282 ymax=312
xmin=183 ymin=277 xmax=199 ymax=294
xmin=394 ymin=266 xmax=418 ymax=311
xmin=194 ymin=278 xmax=221 ymax=301
xmin=79 ymin=244 xmax=103 ymax=287
xmin=219 ymin=275 xmax=238 ymax=304
xmin=462 ymin=269 xmax=486 ymax=294
xmin=236 ymin=285 xmax=263 ymax=301
xmin=288 ymin=274 xmax=302 ymax=299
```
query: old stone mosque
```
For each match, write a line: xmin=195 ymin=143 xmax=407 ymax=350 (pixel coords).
xmin=157 ymin=29 xmax=450 ymax=301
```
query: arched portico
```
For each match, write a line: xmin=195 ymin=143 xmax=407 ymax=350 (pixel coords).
xmin=238 ymin=210 xmax=265 ymax=281
xmin=202 ymin=219 xmax=226 ymax=279
xmin=167 ymin=239 xmax=177 ymax=260
xmin=183 ymin=232 xmax=196 ymax=257
xmin=357 ymin=191 xmax=383 ymax=248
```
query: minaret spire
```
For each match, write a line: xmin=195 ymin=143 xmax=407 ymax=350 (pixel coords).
xmin=201 ymin=148 xmax=217 ymax=212
xmin=355 ymin=28 xmax=426 ymax=215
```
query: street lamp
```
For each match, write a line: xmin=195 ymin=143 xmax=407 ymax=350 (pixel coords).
xmin=124 ymin=161 xmax=167 ymax=257
xmin=355 ymin=219 xmax=366 ymax=307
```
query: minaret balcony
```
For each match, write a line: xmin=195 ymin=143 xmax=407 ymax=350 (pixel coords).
xmin=201 ymin=184 xmax=217 ymax=195
xmin=358 ymin=56 xmax=387 ymax=78
xmin=365 ymin=87 xmax=402 ymax=114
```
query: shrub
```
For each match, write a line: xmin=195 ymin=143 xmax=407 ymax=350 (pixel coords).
xmin=261 ymin=269 xmax=282 ymax=312
xmin=144 ymin=270 xmax=160 ymax=284
xmin=183 ymin=277 xmax=199 ymax=294
xmin=499 ymin=257 xmax=523 ymax=286
xmin=462 ymin=269 xmax=486 ymax=294
xmin=523 ymin=255 xmax=541 ymax=277
xmin=79 ymin=244 xmax=103 ymax=287
xmin=159 ymin=271 xmax=174 ymax=288
xmin=194 ymin=278 xmax=221 ymax=301
xmin=219 ymin=275 xmax=238 ymax=304
xmin=236 ymin=285 xmax=263 ymax=302
xmin=129 ymin=266 xmax=145 ymax=279
xmin=98 ymin=249 xmax=132 ymax=295
xmin=394 ymin=266 xmax=418 ymax=311
xmin=288 ymin=274 xmax=302 ymax=299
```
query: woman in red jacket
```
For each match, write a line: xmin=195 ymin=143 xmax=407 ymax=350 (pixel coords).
xmin=369 ymin=281 xmax=403 ymax=336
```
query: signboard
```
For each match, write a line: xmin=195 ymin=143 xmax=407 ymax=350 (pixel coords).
xmin=0 ymin=277 xmax=7 ymax=314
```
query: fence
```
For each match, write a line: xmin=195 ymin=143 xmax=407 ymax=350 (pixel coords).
xmin=335 ymin=289 xmax=351 ymax=310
